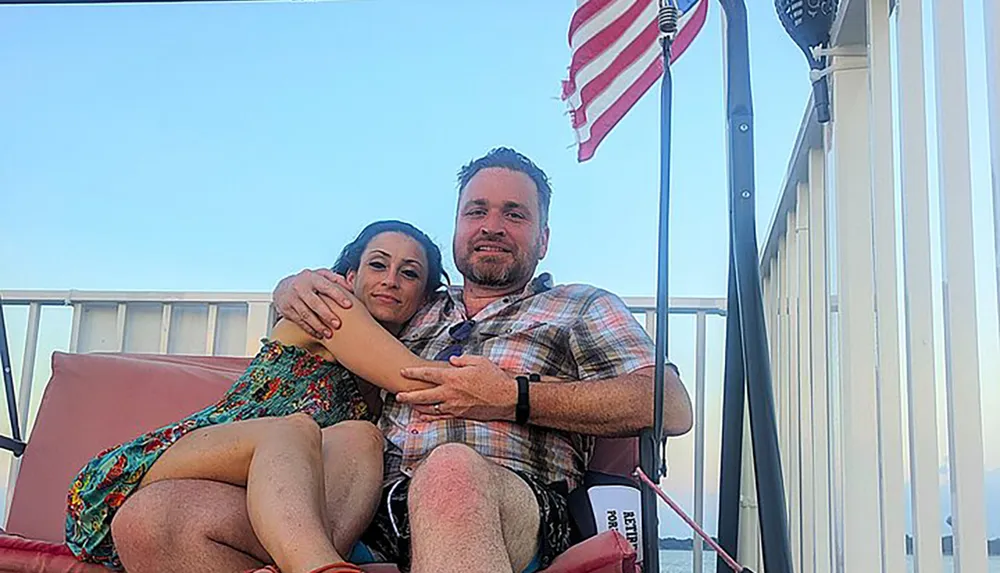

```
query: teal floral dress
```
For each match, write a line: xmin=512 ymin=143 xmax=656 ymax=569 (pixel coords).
xmin=65 ymin=340 xmax=374 ymax=569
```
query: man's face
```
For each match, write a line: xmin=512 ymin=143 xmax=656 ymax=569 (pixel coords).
xmin=453 ymin=167 xmax=549 ymax=290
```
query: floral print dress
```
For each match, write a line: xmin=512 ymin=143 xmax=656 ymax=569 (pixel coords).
xmin=65 ymin=340 xmax=374 ymax=569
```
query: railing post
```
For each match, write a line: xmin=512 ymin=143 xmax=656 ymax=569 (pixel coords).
xmin=795 ymin=181 xmax=814 ymax=573
xmin=806 ymin=146 xmax=833 ymax=573
xmin=692 ymin=311 xmax=707 ymax=573
xmin=245 ymin=302 xmax=273 ymax=356
xmin=895 ymin=1 xmax=944 ymax=572
xmin=828 ymin=45 xmax=884 ymax=572
xmin=159 ymin=304 xmax=172 ymax=354
xmin=930 ymin=0 xmax=989 ymax=569
xmin=206 ymin=304 xmax=219 ymax=355
xmin=987 ymin=0 xmax=1000 ymax=353
xmin=784 ymin=208 xmax=802 ymax=572
xmin=68 ymin=303 xmax=82 ymax=353
xmin=866 ymin=0 xmax=907 ymax=570
xmin=18 ymin=303 xmax=40 ymax=434
xmin=776 ymin=237 xmax=789 ymax=506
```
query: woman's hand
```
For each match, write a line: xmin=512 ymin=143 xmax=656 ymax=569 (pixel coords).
xmin=273 ymin=269 xmax=355 ymax=339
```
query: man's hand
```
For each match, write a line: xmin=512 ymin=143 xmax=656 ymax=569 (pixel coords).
xmin=273 ymin=269 xmax=354 ymax=339
xmin=397 ymin=355 xmax=518 ymax=422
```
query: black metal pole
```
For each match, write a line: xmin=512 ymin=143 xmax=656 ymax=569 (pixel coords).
xmin=639 ymin=428 xmax=660 ymax=573
xmin=721 ymin=0 xmax=792 ymax=573
xmin=650 ymin=24 xmax=674 ymax=481
xmin=0 ymin=299 xmax=26 ymax=457
xmin=640 ymin=29 xmax=675 ymax=573
xmin=718 ymin=0 xmax=793 ymax=572
xmin=716 ymin=245 xmax=746 ymax=571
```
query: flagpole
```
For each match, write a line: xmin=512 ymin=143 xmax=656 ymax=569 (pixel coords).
xmin=639 ymin=3 xmax=679 ymax=573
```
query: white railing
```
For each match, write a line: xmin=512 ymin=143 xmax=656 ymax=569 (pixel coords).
xmin=758 ymin=0 xmax=996 ymax=572
xmin=0 ymin=289 xmax=727 ymax=556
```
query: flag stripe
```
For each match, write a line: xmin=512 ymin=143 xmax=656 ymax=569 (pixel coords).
xmin=567 ymin=0 xmax=648 ymax=87
xmin=573 ymin=40 xmax=661 ymax=146
xmin=565 ymin=1 xmax=659 ymax=117
xmin=568 ymin=0 xmax=617 ymax=44
xmin=561 ymin=0 xmax=708 ymax=161
xmin=565 ymin=1 xmax=700 ymax=130
xmin=577 ymin=57 xmax=663 ymax=161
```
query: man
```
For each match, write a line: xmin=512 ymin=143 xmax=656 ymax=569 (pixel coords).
xmin=110 ymin=147 xmax=692 ymax=573
xmin=274 ymin=147 xmax=693 ymax=573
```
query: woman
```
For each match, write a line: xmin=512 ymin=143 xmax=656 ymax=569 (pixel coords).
xmin=66 ymin=220 xmax=448 ymax=573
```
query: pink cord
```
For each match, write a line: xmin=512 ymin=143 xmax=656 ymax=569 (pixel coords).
xmin=634 ymin=467 xmax=745 ymax=573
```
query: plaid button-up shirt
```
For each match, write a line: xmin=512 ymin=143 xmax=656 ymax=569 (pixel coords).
xmin=381 ymin=273 xmax=655 ymax=490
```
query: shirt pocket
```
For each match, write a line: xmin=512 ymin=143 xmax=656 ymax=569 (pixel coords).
xmin=477 ymin=318 xmax=549 ymax=340
xmin=477 ymin=319 xmax=573 ymax=374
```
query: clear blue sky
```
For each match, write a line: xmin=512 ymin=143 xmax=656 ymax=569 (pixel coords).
xmin=0 ymin=0 xmax=812 ymax=297
xmin=1 ymin=0 xmax=997 ymax=538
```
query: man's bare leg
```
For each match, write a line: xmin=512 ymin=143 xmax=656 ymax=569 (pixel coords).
xmin=113 ymin=479 xmax=268 ymax=573
xmin=407 ymin=443 xmax=540 ymax=573
xmin=320 ymin=420 xmax=385 ymax=556
xmin=112 ymin=421 xmax=385 ymax=573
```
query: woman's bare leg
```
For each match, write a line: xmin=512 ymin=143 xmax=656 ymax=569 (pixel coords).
xmin=141 ymin=413 xmax=342 ymax=573
xmin=113 ymin=422 xmax=384 ymax=573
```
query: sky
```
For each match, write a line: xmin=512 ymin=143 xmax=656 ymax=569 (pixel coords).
xmin=1 ymin=0 xmax=997 ymax=541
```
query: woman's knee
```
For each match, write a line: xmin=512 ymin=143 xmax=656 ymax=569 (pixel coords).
xmin=275 ymin=413 xmax=322 ymax=448
xmin=321 ymin=420 xmax=384 ymax=474
xmin=323 ymin=420 xmax=382 ymax=453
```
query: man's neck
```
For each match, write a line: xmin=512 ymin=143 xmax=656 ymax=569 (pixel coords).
xmin=462 ymin=281 xmax=529 ymax=317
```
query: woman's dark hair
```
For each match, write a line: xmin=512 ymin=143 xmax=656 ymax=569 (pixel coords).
xmin=331 ymin=220 xmax=447 ymax=298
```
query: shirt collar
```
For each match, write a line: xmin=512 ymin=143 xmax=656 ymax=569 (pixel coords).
xmin=441 ymin=272 xmax=554 ymax=316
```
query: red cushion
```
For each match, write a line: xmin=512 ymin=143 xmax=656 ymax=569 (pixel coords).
xmin=6 ymin=351 xmax=641 ymax=573
xmin=7 ymin=352 xmax=249 ymax=542
xmin=0 ymin=531 xmax=635 ymax=573
xmin=0 ymin=533 xmax=108 ymax=573
xmin=542 ymin=530 xmax=638 ymax=573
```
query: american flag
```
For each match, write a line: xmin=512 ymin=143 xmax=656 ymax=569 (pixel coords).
xmin=561 ymin=0 xmax=708 ymax=162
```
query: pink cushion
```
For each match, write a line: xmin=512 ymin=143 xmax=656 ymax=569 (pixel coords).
xmin=0 ymin=533 xmax=108 ymax=573
xmin=5 ymin=352 xmax=641 ymax=573
xmin=0 ymin=531 xmax=635 ymax=573
xmin=7 ymin=352 xmax=249 ymax=542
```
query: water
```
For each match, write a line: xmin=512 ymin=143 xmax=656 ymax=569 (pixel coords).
xmin=657 ymin=550 xmax=1000 ymax=572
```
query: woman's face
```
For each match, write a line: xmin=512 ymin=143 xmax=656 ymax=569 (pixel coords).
xmin=346 ymin=231 xmax=429 ymax=333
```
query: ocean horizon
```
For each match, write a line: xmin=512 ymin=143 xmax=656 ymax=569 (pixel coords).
xmin=657 ymin=550 xmax=1000 ymax=573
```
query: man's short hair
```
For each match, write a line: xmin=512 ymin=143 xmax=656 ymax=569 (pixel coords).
xmin=457 ymin=147 xmax=553 ymax=226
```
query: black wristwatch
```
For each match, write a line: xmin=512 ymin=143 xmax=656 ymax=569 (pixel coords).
xmin=515 ymin=373 xmax=539 ymax=425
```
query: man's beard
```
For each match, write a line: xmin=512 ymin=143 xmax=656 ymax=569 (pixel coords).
xmin=456 ymin=241 xmax=540 ymax=289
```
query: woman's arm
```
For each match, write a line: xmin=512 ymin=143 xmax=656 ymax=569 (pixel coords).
xmin=269 ymin=295 xmax=443 ymax=394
